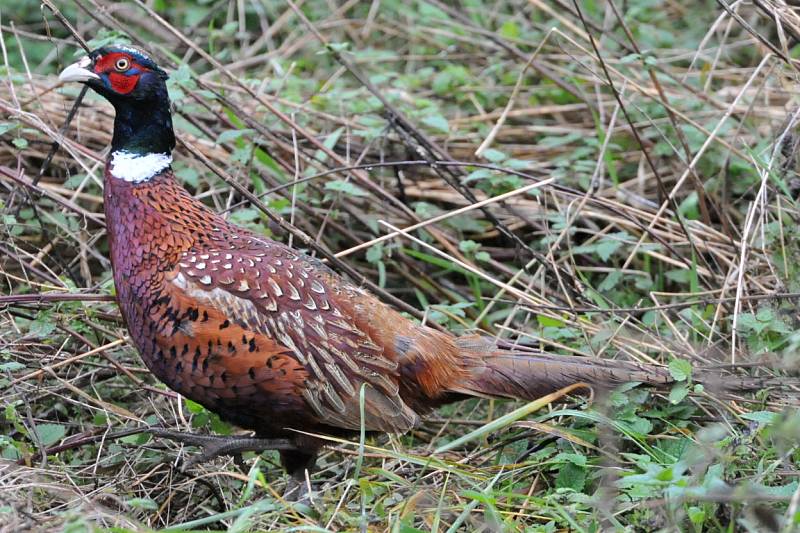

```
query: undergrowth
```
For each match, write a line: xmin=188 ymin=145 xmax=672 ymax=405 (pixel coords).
xmin=2 ymin=0 xmax=800 ymax=531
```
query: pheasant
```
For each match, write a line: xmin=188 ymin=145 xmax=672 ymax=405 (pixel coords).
xmin=58 ymin=45 xmax=675 ymax=496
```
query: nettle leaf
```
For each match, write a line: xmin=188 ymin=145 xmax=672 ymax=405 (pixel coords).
xmin=669 ymin=384 xmax=689 ymax=404
xmin=737 ymin=313 xmax=762 ymax=333
xmin=432 ymin=71 xmax=453 ymax=95
xmin=0 ymin=122 xmax=18 ymax=136
xmin=231 ymin=144 xmax=253 ymax=164
xmin=598 ymin=271 xmax=622 ymax=292
xmin=210 ymin=414 xmax=233 ymax=435
xmin=740 ymin=410 xmax=779 ymax=426
xmin=687 ymin=506 xmax=705 ymax=526
xmin=668 ymin=359 xmax=692 ymax=381
xmin=216 ymin=129 xmax=255 ymax=144
xmin=756 ymin=307 xmax=775 ymax=322
xmin=539 ymin=131 xmax=582 ymax=148
xmin=462 ymin=169 xmax=494 ymax=183
xmin=125 ymin=498 xmax=158 ymax=510
xmin=480 ymin=148 xmax=507 ymax=163
xmin=35 ymin=423 xmax=66 ymax=446
xmin=554 ymin=452 xmax=587 ymax=467
xmin=120 ymin=432 xmax=150 ymax=445
xmin=428 ymin=302 xmax=474 ymax=324
xmin=184 ymin=398 xmax=205 ymax=414
xmin=542 ymin=326 xmax=578 ymax=340
xmin=499 ymin=20 xmax=520 ymax=39
xmin=413 ymin=201 xmax=442 ymax=218
xmin=595 ymin=238 xmax=622 ymax=262
xmin=624 ymin=416 xmax=654 ymax=436
xmin=230 ymin=208 xmax=260 ymax=224
xmin=445 ymin=215 xmax=485 ymax=232
xmin=459 ymin=240 xmax=480 ymax=254
xmin=665 ymin=269 xmax=691 ymax=283
xmin=556 ymin=462 xmax=586 ymax=491
xmin=537 ymin=315 xmax=564 ymax=327
xmin=63 ymin=173 xmax=87 ymax=189
xmin=27 ymin=312 xmax=57 ymax=338
xmin=422 ymin=115 xmax=449 ymax=134
xmin=84 ymin=29 xmax=131 ymax=52
xmin=0 ymin=361 xmax=24 ymax=372
xmin=169 ymin=63 xmax=195 ymax=89
xmin=174 ymin=165 xmax=199 ymax=188
xmin=325 ymin=180 xmax=368 ymax=197
xmin=326 ymin=42 xmax=350 ymax=53
xmin=366 ymin=243 xmax=383 ymax=264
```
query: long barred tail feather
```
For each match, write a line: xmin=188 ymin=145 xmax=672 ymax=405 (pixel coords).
xmin=450 ymin=336 xmax=783 ymax=401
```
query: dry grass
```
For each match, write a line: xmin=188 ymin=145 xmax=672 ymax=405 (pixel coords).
xmin=2 ymin=0 xmax=800 ymax=531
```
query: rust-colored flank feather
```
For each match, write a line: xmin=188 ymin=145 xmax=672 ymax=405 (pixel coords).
xmin=61 ymin=45 xmax=673 ymax=486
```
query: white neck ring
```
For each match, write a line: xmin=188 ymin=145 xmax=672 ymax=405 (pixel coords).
xmin=109 ymin=150 xmax=172 ymax=183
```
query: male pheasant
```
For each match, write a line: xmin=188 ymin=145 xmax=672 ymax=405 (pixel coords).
xmin=59 ymin=45 xmax=674 ymax=494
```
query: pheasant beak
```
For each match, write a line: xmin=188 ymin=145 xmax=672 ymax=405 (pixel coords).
xmin=59 ymin=55 xmax=100 ymax=83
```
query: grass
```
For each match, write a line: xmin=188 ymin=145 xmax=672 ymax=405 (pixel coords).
xmin=2 ymin=0 xmax=800 ymax=531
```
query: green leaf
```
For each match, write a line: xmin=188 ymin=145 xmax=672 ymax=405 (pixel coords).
xmin=230 ymin=208 xmax=260 ymax=224
xmin=459 ymin=240 xmax=480 ymax=253
xmin=422 ymin=115 xmax=449 ymax=134
xmin=687 ymin=506 xmax=705 ymax=525
xmin=668 ymin=384 xmax=689 ymax=404
xmin=184 ymin=398 xmax=205 ymax=414
xmin=595 ymin=238 xmax=622 ymax=261
xmin=174 ymin=166 xmax=199 ymax=188
xmin=432 ymin=71 xmax=453 ymax=95
xmin=556 ymin=462 xmax=586 ymax=491
xmin=326 ymin=42 xmax=350 ymax=53
xmin=668 ymin=359 xmax=692 ymax=381
xmin=209 ymin=414 xmax=233 ymax=435
xmin=554 ymin=452 xmax=587 ymax=467
xmin=665 ymin=269 xmax=691 ymax=283
xmin=0 ymin=122 xmax=18 ymax=136
xmin=737 ymin=313 xmax=762 ymax=333
xmin=27 ymin=314 xmax=56 ymax=338
xmin=216 ymin=129 xmax=254 ymax=144
xmin=499 ymin=20 xmax=520 ymax=39
xmin=480 ymin=148 xmax=507 ymax=162
xmin=598 ymin=271 xmax=622 ymax=292
xmin=325 ymin=180 xmax=368 ymax=197
xmin=399 ymin=522 xmax=426 ymax=533
xmin=537 ymin=315 xmax=564 ymax=327
xmin=365 ymin=243 xmax=383 ymax=264
xmin=462 ymin=169 xmax=494 ymax=183
xmin=740 ymin=410 xmax=778 ymax=425
xmin=0 ymin=361 xmax=24 ymax=372
xmin=34 ymin=424 xmax=65 ymax=446
xmin=125 ymin=498 xmax=158 ymax=510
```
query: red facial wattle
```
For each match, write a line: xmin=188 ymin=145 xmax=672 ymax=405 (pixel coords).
xmin=92 ymin=52 xmax=148 ymax=95
xmin=107 ymin=72 xmax=140 ymax=94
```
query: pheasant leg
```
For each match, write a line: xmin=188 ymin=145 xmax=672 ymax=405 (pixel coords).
xmin=148 ymin=428 xmax=295 ymax=471
xmin=280 ymin=449 xmax=318 ymax=502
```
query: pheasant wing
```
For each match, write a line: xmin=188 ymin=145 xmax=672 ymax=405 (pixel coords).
xmin=169 ymin=244 xmax=419 ymax=433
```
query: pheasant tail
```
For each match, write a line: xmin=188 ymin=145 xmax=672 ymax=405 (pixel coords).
xmin=450 ymin=336 xmax=672 ymax=401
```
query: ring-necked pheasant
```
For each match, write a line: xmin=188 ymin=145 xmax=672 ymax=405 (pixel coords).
xmin=59 ymin=45 xmax=674 ymax=496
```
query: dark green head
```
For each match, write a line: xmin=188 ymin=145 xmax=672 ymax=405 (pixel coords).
xmin=60 ymin=44 xmax=175 ymax=155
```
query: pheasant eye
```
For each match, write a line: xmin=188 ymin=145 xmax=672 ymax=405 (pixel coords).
xmin=115 ymin=58 xmax=130 ymax=71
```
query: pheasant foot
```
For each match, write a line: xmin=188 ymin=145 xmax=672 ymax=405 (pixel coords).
xmin=148 ymin=427 xmax=295 ymax=471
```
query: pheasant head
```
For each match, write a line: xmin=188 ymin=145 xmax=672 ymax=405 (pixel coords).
xmin=60 ymin=45 xmax=175 ymax=177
